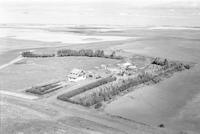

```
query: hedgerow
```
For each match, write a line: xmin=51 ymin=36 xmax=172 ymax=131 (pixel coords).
xmin=57 ymin=49 xmax=123 ymax=59
xmin=26 ymin=81 xmax=62 ymax=95
xmin=57 ymin=76 xmax=116 ymax=101
xmin=21 ymin=51 xmax=55 ymax=58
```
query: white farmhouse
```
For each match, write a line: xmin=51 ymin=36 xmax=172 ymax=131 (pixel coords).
xmin=120 ymin=62 xmax=137 ymax=70
xmin=68 ymin=68 xmax=86 ymax=82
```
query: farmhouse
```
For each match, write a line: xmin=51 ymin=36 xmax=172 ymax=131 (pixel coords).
xmin=68 ymin=68 xmax=86 ymax=82
xmin=119 ymin=62 xmax=131 ymax=69
xmin=119 ymin=62 xmax=137 ymax=70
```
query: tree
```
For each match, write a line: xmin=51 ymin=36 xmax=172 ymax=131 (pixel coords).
xmin=110 ymin=51 xmax=116 ymax=58
xmin=79 ymin=49 xmax=86 ymax=56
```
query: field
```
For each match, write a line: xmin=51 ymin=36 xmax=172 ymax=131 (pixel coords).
xmin=103 ymin=29 xmax=200 ymax=132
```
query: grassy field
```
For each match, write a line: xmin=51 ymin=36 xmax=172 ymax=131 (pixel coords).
xmin=104 ymin=29 xmax=200 ymax=133
xmin=0 ymin=56 xmax=120 ymax=91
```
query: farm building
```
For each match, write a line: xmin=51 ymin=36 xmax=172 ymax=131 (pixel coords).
xmin=68 ymin=68 xmax=86 ymax=82
xmin=119 ymin=62 xmax=137 ymax=70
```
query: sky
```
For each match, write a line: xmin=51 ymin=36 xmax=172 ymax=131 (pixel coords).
xmin=0 ymin=0 xmax=200 ymax=26
xmin=1 ymin=0 xmax=200 ymax=7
